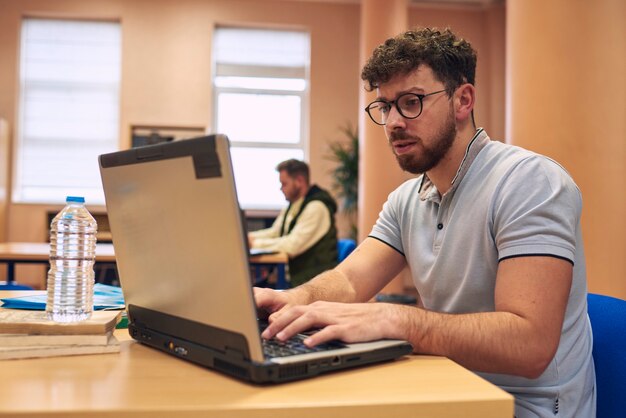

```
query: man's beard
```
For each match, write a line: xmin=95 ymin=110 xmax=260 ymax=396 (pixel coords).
xmin=286 ymin=185 xmax=304 ymax=203
xmin=389 ymin=108 xmax=457 ymax=175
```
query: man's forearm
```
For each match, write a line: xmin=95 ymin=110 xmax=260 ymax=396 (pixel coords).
xmin=396 ymin=305 xmax=557 ymax=378
xmin=288 ymin=268 xmax=359 ymax=305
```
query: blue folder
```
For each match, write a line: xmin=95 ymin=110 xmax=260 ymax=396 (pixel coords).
xmin=0 ymin=283 xmax=125 ymax=310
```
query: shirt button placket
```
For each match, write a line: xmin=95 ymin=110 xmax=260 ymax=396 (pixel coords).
xmin=433 ymin=218 xmax=444 ymax=251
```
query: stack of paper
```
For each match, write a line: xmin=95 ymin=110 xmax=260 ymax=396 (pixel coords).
xmin=0 ymin=309 xmax=122 ymax=360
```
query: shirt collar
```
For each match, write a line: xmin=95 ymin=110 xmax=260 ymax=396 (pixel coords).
xmin=287 ymin=196 xmax=304 ymax=215
xmin=418 ymin=128 xmax=490 ymax=201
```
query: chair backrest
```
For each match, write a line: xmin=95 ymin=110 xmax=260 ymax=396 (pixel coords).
xmin=0 ymin=283 xmax=34 ymax=290
xmin=587 ymin=293 xmax=626 ymax=418
xmin=337 ymin=238 xmax=357 ymax=262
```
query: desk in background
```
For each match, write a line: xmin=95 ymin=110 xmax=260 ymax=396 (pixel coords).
xmin=249 ymin=251 xmax=289 ymax=289
xmin=0 ymin=242 xmax=116 ymax=285
xmin=0 ymin=290 xmax=513 ymax=418
xmin=0 ymin=242 xmax=289 ymax=289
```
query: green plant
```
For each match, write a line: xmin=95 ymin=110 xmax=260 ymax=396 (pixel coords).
xmin=326 ymin=123 xmax=359 ymax=238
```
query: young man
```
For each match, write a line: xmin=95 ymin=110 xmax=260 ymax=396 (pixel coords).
xmin=255 ymin=28 xmax=595 ymax=417
xmin=248 ymin=159 xmax=338 ymax=286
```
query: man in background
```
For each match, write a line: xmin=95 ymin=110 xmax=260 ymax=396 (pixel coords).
xmin=249 ymin=159 xmax=338 ymax=287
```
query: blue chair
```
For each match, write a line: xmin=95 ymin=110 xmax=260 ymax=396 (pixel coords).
xmin=0 ymin=283 xmax=34 ymax=290
xmin=587 ymin=293 xmax=626 ymax=418
xmin=337 ymin=238 xmax=357 ymax=262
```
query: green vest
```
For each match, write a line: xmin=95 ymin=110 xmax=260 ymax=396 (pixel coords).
xmin=281 ymin=185 xmax=338 ymax=287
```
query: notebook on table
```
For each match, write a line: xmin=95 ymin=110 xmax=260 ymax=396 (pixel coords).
xmin=98 ymin=135 xmax=412 ymax=383
xmin=249 ymin=248 xmax=278 ymax=256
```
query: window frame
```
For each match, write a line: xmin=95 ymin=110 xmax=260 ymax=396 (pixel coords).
xmin=12 ymin=17 xmax=121 ymax=205
xmin=211 ymin=25 xmax=310 ymax=210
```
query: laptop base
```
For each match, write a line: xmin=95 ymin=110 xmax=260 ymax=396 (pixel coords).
xmin=129 ymin=304 xmax=412 ymax=384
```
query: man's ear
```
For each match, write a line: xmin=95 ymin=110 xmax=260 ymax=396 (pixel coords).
xmin=454 ymin=83 xmax=475 ymax=122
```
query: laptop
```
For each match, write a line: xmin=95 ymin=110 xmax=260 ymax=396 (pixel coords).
xmin=98 ymin=134 xmax=413 ymax=383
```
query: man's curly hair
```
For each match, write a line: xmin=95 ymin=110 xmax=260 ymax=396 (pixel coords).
xmin=361 ymin=28 xmax=477 ymax=94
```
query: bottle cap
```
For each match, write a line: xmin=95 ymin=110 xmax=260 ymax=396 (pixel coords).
xmin=66 ymin=196 xmax=85 ymax=203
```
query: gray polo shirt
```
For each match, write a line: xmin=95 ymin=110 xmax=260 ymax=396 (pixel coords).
xmin=370 ymin=129 xmax=595 ymax=418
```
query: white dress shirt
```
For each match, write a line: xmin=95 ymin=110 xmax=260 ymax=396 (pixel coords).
xmin=249 ymin=197 xmax=331 ymax=257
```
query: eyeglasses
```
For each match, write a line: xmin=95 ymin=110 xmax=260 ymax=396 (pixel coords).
xmin=365 ymin=89 xmax=448 ymax=126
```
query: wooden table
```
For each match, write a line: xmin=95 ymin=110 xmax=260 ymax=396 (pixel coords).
xmin=0 ymin=242 xmax=116 ymax=284
xmin=0 ymin=293 xmax=513 ymax=418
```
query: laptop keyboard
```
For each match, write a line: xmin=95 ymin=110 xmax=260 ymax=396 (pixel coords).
xmin=258 ymin=320 xmax=346 ymax=358
xmin=262 ymin=334 xmax=346 ymax=358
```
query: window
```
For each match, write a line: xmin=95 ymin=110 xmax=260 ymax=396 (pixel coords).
xmin=213 ymin=27 xmax=309 ymax=210
xmin=14 ymin=18 xmax=121 ymax=204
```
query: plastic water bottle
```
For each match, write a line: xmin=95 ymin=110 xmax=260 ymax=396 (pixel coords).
xmin=46 ymin=196 xmax=97 ymax=323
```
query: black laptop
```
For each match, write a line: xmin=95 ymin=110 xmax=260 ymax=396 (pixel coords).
xmin=98 ymin=135 xmax=412 ymax=383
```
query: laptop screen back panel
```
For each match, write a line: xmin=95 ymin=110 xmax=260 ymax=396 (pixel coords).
xmin=99 ymin=135 xmax=265 ymax=362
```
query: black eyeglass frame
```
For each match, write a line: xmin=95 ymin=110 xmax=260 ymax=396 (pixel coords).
xmin=364 ymin=89 xmax=448 ymax=126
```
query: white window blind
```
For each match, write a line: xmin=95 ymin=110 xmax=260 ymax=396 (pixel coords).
xmin=213 ymin=27 xmax=309 ymax=210
xmin=14 ymin=18 xmax=121 ymax=204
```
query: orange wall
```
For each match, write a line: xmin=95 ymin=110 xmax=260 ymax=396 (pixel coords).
xmin=507 ymin=0 xmax=626 ymax=299
xmin=410 ymin=3 xmax=506 ymax=141
xmin=359 ymin=0 xmax=409 ymax=294
xmin=0 ymin=120 xmax=8 ymax=241
xmin=0 ymin=0 xmax=505 ymax=287
xmin=0 ymin=0 xmax=362 ymax=286
xmin=1 ymin=1 xmax=622 ymax=299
